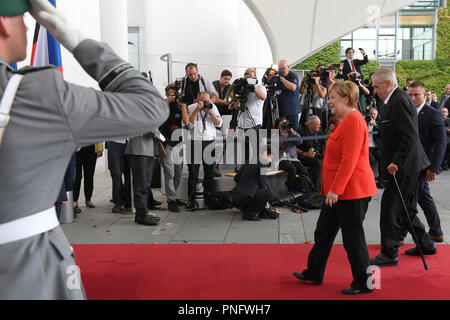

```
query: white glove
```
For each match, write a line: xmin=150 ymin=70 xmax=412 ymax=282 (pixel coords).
xmin=28 ymin=0 xmax=86 ymax=52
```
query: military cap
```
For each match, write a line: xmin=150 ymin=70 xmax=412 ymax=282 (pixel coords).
xmin=0 ymin=0 xmax=29 ymax=16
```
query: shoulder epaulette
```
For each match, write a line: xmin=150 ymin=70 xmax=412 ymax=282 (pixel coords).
xmin=12 ymin=65 xmax=56 ymax=75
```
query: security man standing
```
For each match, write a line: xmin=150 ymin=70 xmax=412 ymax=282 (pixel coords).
xmin=0 ymin=0 xmax=168 ymax=299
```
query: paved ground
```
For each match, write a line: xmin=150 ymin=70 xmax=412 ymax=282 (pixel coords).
xmin=62 ymin=170 xmax=450 ymax=245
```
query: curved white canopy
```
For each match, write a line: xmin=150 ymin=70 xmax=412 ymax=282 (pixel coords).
xmin=243 ymin=0 xmax=420 ymax=64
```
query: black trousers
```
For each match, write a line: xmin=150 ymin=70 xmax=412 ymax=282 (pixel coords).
xmin=73 ymin=146 xmax=98 ymax=202
xmin=299 ymin=157 xmax=321 ymax=192
xmin=305 ymin=197 xmax=371 ymax=287
xmin=369 ymin=147 xmax=381 ymax=179
xmin=279 ymin=160 xmax=309 ymax=192
xmin=187 ymin=140 xmax=215 ymax=198
xmin=107 ymin=142 xmax=131 ymax=207
xmin=379 ymin=170 xmax=434 ymax=258
xmin=130 ymin=155 xmax=155 ymax=209
xmin=232 ymin=189 xmax=273 ymax=218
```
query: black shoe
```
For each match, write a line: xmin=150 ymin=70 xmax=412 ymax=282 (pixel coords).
xmin=185 ymin=198 xmax=196 ymax=211
xmin=175 ymin=199 xmax=186 ymax=206
xmin=134 ymin=209 xmax=160 ymax=226
xmin=369 ymin=253 xmax=398 ymax=267
xmin=342 ymin=285 xmax=373 ymax=295
xmin=242 ymin=214 xmax=261 ymax=221
xmin=122 ymin=207 xmax=133 ymax=214
xmin=112 ymin=205 xmax=122 ymax=214
xmin=168 ymin=201 xmax=180 ymax=212
xmin=428 ymin=233 xmax=444 ymax=243
xmin=292 ymin=271 xmax=321 ymax=285
xmin=148 ymin=199 xmax=162 ymax=207
xmin=404 ymin=246 xmax=437 ymax=256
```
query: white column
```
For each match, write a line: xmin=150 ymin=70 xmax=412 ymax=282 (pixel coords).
xmin=99 ymin=0 xmax=129 ymax=61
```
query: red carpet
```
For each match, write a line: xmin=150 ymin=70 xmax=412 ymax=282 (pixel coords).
xmin=73 ymin=244 xmax=450 ymax=300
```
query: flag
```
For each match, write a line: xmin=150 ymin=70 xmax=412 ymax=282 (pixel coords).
xmin=30 ymin=0 xmax=63 ymax=74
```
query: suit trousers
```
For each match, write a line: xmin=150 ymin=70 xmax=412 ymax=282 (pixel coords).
xmin=107 ymin=142 xmax=131 ymax=207
xmin=369 ymin=147 xmax=381 ymax=179
xmin=232 ymin=188 xmax=273 ymax=218
xmin=305 ymin=197 xmax=371 ymax=287
xmin=187 ymin=140 xmax=215 ymax=198
xmin=73 ymin=147 xmax=98 ymax=202
xmin=299 ymin=157 xmax=322 ymax=192
xmin=379 ymin=171 xmax=434 ymax=258
xmin=160 ymin=144 xmax=183 ymax=203
xmin=130 ymin=155 xmax=155 ymax=209
xmin=279 ymin=160 xmax=309 ymax=192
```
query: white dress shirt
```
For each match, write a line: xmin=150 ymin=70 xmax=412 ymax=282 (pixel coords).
xmin=187 ymin=103 xmax=222 ymax=141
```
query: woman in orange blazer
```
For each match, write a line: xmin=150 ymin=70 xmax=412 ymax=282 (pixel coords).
xmin=293 ymin=81 xmax=378 ymax=295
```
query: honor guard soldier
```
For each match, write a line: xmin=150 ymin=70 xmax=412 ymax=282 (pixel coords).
xmin=0 ymin=0 xmax=168 ymax=299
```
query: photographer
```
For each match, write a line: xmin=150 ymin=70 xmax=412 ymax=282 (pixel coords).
xmin=159 ymin=84 xmax=190 ymax=212
xmin=277 ymin=59 xmax=301 ymax=131
xmin=231 ymin=68 xmax=267 ymax=130
xmin=365 ymin=108 xmax=382 ymax=186
xmin=347 ymin=72 xmax=370 ymax=114
xmin=213 ymin=70 xmax=233 ymax=116
xmin=185 ymin=92 xmax=223 ymax=211
xmin=179 ymin=63 xmax=218 ymax=106
xmin=337 ymin=48 xmax=368 ymax=81
xmin=297 ymin=115 xmax=325 ymax=192
xmin=275 ymin=117 xmax=310 ymax=194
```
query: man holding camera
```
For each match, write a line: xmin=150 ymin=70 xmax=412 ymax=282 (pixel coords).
xmin=347 ymin=72 xmax=370 ymax=114
xmin=185 ymin=92 xmax=223 ymax=211
xmin=297 ymin=115 xmax=325 ymax=192
xmin=180 ymin=63 xmax=218 ymax=106
xmin=366 ymin=108 xmax=382 ymax=186
xmin=159 ymin=84 xmax=190 ymax=212
xmin=277 ymin=60 xmax=301 ymax=131
xmin=337 ymin=48 xmax=368 ymax=81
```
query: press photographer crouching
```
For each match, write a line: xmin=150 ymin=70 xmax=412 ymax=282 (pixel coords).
xmin=159 ymin=84 xmax=190 ymax=212
xmin=185 ymin=92 xmax=223 ymax=211
xmin=231 ymin=152 xmax=280 ymax=221
xmin=275 ymin=117 xmax=311 ymax=194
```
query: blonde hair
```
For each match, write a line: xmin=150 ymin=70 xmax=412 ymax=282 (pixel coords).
xmin=244 ymin=67 xmax=256 ymax=77
xmin=329 ymin=81 xmax=360 ymax=109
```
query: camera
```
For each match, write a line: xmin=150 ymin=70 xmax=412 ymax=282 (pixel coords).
xmin=174 ymin=78 xmax=187 ymax=103
xmin=202 ymin=100 xmax=213 ymax=110
xmin=348 ymin=73 xmax=362 ymax=85
xmin=280 ymin=121 xmax=293 ymax=130
xmin=262 ymin=64 xmax=281 ymax=91
xmin=231 ymin=77 xmax=258 ymax=104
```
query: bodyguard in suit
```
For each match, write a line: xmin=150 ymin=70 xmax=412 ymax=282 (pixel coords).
xmin=126 ymin=132 xmax=163 ymax=226
xmin=400 ymin=82 xmax=446 ymax=243
xmin=440 ymin=84 xmax=450 ymax=111
xmin=0 ymin=0 xmax=168 ymax=299
xmin=369 ymin=69 xmax=436 ymax=267
xmin=337 ymin=48 xmax=369 ymax=81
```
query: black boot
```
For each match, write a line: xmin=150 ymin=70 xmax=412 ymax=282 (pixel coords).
xmin=134 ymin=208 xmax=160 ymax=226
xmin=185 ymin=196 xmax=196 ymax=212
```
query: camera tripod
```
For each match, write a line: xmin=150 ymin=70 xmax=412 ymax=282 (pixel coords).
xmin=298 ymin=80 xmax=330 ymax=132
xmin=262 ymin=88 xmax=279 ymax=130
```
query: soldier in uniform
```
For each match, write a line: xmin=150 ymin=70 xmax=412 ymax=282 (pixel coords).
xmin=0 ymin=0 xmax=168 ymax=299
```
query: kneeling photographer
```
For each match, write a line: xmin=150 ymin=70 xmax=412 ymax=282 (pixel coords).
xmin=275 ymin=117 xmax=311 ymax=194
xmin=231 ymin=152 xmax=280 ymax=221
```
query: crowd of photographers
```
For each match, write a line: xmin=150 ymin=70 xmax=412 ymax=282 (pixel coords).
xmin=103 ymin=48 xmax=450 ymax=225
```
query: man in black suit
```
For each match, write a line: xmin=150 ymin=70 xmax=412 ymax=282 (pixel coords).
xmin=399 ymin=82 xmax=446 ymax=243
xmin=336 ymin=47 xmax=368 ymax=81
xmin=369 ymin=69 xmax=436 ymax=267
xmin=440 ymin=84 xmax=450 ymax=111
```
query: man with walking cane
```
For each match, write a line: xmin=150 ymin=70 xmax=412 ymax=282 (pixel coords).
xmin=369 ymin=69 xmax=436 ymax=268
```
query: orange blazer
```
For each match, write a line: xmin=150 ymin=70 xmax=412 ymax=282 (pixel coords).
xmin=321 ymin=110 xmax=378 ymax=200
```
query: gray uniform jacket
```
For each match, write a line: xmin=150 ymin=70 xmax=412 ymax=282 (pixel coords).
xmin=0 ymin=39 xmax=168 ymax=225
xmin=126 ymin=131 xmax=162 ymax=157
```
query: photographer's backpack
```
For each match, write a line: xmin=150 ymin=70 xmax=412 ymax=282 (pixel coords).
xmin=295 ymin=192 xmax=325 ymax=210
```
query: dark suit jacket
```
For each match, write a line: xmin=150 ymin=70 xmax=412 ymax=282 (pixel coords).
xmin=233 ymin=164 xmax=278 ymax=201
xmin=379 ymin=88 xmax=430 ymax=178
xmin=336 ymin=55 xmax=369 ymax=80
xmin=441 ymin=95 xmax=450 ymax=110
xmin=418 ymin=104 xmax=447 ymax=173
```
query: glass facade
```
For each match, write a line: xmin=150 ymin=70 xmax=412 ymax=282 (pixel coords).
xmin=340 ymin=0 xmax=442 ymax=62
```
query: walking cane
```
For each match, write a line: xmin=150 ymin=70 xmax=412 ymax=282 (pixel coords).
xmin=392 ymin=172 xmax=428 ymax=270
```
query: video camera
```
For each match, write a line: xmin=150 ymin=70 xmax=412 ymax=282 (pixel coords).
xmin=231 ymin=77 xmax=258 ymax=105
xmin=305 ymin=64 xmax=340 ymax=88
xmin=174 ymin=78 xmax=187 ymax=103
xmin=262 ymin=64 xmax=281 ymax=91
